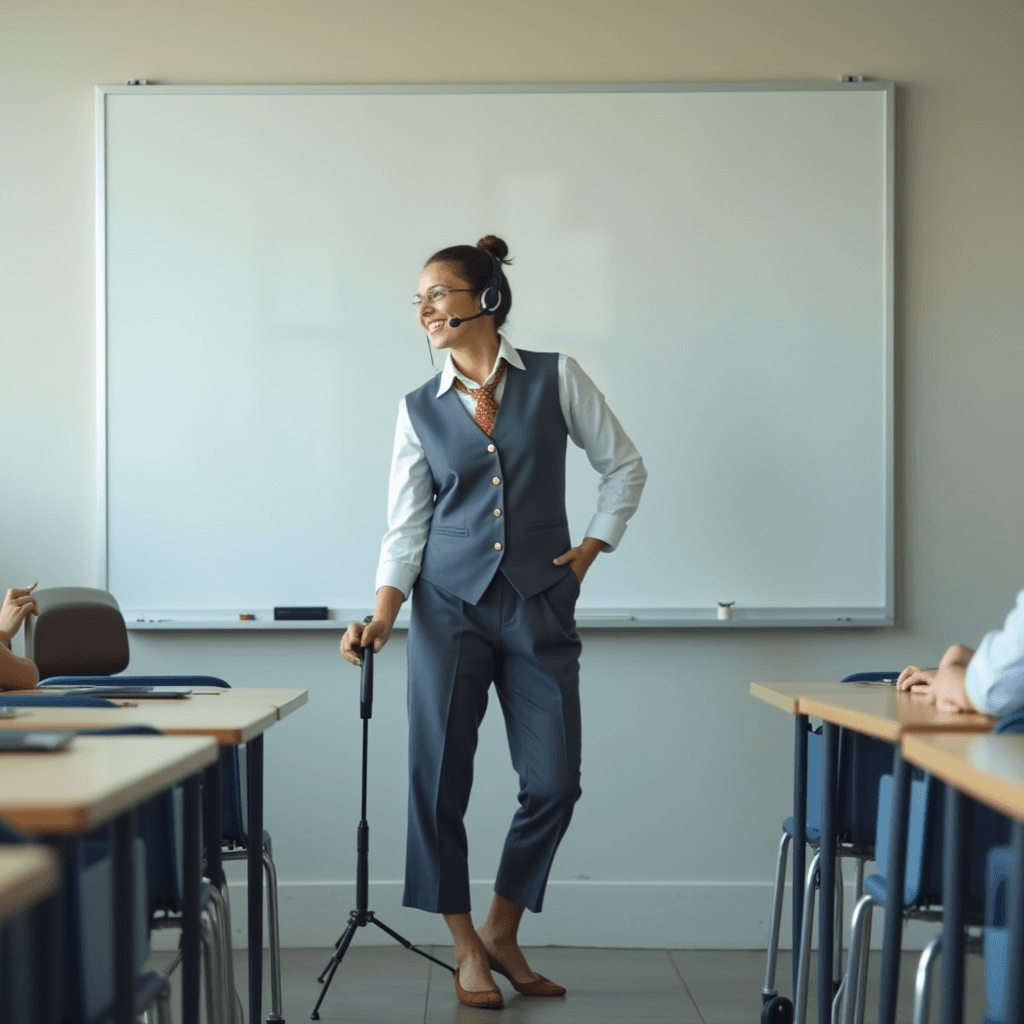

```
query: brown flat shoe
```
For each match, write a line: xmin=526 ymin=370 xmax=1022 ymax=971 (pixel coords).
xmin=454 ymin=967 xmax=504 ymax=1009
xmin=486 ymin=953 xmax=567 ymax=997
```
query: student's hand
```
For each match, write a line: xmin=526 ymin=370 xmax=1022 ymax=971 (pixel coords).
xmin=340 ymin=619 xmax=392 ymax=666
xmin=0 ymin=583 xmax=38 ymax=645
xmin=553 ymin=537 xmax=604 ymax=585
xmin=896 ymin=665 xmax=935 ymax=691
xmin=900 ymin=644 xmax=977 ymax=714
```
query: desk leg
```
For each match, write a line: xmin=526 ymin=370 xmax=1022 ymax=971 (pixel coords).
xmin=183 ymin=774 xmax=202 ymax=1024
xmin=818 ymin=723 xmax=838 ymax=1024
xmin=793 ymin=714 xmax=808 ymax=998
xmin=34 ymin=837 xmax=66 ymax=1024
xmin=878 ymin=748 xmax=911 ymax=1024
xmin=939 ymin=784 xmax=968 ymax=1024
xmin=1005 ymin=820 xmax=1024 ymax=1024
xmin=204 ymin=757 xmax=225 ymax=889
xmin=112 ymin=808 xmax=137 ymax=1024
xmin=248 ymin=734 xmax=265 ymax=1024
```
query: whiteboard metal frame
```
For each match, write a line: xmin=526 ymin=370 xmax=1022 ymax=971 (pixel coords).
xmin=95 ymin=80 xmax=896 ymax=630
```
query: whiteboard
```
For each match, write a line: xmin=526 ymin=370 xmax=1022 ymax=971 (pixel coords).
xmin=97 ymin=83 xmax=894 ymax=629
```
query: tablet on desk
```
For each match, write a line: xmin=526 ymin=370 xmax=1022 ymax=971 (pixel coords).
xmin=47 ymin=685 xmax=193 ymax=699
xmin=0 ymin=731 xmax=77 ymax=752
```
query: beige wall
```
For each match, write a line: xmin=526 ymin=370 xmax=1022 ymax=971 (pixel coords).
xmin=2 ymin=1 xmax=1022 ymax=948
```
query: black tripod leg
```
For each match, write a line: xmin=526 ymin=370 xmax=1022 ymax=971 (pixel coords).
xmin=311 ymin=916 xmax=361 ymax=1020
xmin=368 ymin=917 xmax=456 ymax=974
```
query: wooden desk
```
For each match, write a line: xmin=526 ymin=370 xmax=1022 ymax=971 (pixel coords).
xmin=0 ymin=703 xmax=275 ymax=746
xmin=0 ymin=735 xmax=216 ymax=1024
xmin=0 ymin=700 xmax=280 ymax=1024
xmin=20 ymin=684 xmax=309 ymax=721
xmin=0 ymin=845 xmax=59 ymax=921
xmin=175 ymin=686 xmax=308 ymax=719
xmin=903 ymin=733 xmax=1024 ymax=1024
xmin=750 ymin=682 xmax=996 ymax=1024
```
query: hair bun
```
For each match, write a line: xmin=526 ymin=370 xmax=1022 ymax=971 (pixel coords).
xmin=477 ymin=235 xmax=510 ymax=264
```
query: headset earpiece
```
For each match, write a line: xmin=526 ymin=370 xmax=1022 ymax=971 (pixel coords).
xmin=479 ymin=250 xmax=503 ymax=315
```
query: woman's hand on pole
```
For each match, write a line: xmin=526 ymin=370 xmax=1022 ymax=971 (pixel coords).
xmin=339 ymin=585 xmax=404 ymax=666
xmin=552 ymin=537 xmax=604 ymax=585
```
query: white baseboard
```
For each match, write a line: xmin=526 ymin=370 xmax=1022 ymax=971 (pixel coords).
xmin=151 ymin=880 xmax=947 ymax=953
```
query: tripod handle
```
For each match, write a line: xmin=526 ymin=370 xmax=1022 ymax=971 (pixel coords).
xmin=359 ymin=617 xmax=374 ymax=720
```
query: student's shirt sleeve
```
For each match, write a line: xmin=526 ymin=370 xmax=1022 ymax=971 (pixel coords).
xmin=558 ymin=354 xmax=647 ymax=551
xmin=375 ymin=398 xmax=433 ymax=599
xmin=965 ymin=588 xmax=1024 ymax=716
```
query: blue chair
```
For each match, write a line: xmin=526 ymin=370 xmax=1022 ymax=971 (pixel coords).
xmin=762 ymin=673 xmax=896 ymax=1024
xmin=0 ymin=809 xmax=170 ymax=1024
xmin=79 ymin=725 xmax=235 ymax=1023
xmin=979 ymin=708 xmax=1024 ymax=1024
xmin=839 ymin=766 xmax=1011 ymax=1024
xmin=28 ymin=585 xmax=283 ymax=1023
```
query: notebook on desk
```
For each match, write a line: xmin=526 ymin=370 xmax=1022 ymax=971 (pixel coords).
xmin=0 ymin=730 xmax=77 ymax=752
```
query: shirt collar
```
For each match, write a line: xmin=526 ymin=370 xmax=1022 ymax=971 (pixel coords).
xmin=435 ymin=334 xmax=525 ymax=397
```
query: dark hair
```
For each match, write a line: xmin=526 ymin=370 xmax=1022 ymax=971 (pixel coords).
xmin=425 ymin=235 xmax=513 ymax=329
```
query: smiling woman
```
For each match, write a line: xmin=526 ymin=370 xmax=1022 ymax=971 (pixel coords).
xmin=339 ymin=234 xmax=647 ymax=1008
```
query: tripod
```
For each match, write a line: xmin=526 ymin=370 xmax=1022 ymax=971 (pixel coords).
xmin=310 ymin=641 xmax=455 ymax=1020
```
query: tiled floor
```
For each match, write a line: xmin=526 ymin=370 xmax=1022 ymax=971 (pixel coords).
xmin=148 ymin=944 xmax=989 ymax=1023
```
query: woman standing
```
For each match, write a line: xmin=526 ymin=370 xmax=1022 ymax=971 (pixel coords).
xmin=341 ymin=236 xmax=646 ymax=1008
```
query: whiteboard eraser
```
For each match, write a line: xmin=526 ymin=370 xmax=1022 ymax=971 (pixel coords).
xmin=274 ymin=606 xmax=328 ymax=620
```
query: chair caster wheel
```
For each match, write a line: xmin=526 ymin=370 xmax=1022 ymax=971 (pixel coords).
xmin=761 ymin=995 xmax=794 ymax=1024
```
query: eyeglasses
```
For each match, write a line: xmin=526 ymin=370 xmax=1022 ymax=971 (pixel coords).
xmin=412 ymin=285 xmax=478 ymax=307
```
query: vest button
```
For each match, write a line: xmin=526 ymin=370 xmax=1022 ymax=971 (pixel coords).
xmin=494 ymin=542 xmax=503 ymax=551
xmin=493 ymin=508 xmax=501 ymax=517
xmin=487 ymin=444 xmax=496 ymax=453
xmin=492 ymin=476 xmax=501 ymax=485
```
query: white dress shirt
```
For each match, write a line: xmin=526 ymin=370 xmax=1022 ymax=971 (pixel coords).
xmin=965 ymin=588 xmax=1024 ymax=717
xmin=376 ymin=335 xmax=647 ymax=598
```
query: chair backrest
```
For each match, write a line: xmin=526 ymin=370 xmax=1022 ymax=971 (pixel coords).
xmin=26 ymin=587 xmax=130 ymax=680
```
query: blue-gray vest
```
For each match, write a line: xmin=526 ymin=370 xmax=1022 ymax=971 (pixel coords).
xmin=405 ymin=349 xmax=570 ymax=605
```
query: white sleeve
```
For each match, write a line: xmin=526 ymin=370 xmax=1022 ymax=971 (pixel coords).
xmin=374 ymin=398 xmax=433 ymax=599
xmin=965 ymin=589 xmax=1024 ymax=716
xmin=558 ymin=354 xmax=647 ymax=551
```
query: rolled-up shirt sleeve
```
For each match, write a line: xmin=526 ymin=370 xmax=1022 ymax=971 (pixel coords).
xmin=965 ymin=588 xmax=1024 ymax=716
xmin=375 ymin=398 xmax=433 ymax=599
xmin=559 ymin=355 xmax=647 ymax=551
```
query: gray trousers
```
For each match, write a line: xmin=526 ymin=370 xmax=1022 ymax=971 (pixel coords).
xmin=402 ymin=570 xmax=583 ymax=915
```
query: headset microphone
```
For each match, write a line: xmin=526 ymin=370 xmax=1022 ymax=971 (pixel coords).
xmin=448 ymin=310 xmax=489 ymax=328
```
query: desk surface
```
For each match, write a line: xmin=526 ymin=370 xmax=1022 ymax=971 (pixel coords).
xmin=0 ymin=845 xmax=60 ymax=920
xmin=0 ymin=735 xmax=217 ymax=834
xmin=903 ymin=732 xmax=1024 ymax=823
xmin=0 ymin=703 xmax=277 ymax=746
xmin=135 ymin=687 xmax=307 ymax=720
xmin=750 ymin=682 xmax=995 ymax=740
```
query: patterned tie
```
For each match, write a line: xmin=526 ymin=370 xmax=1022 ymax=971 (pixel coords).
xmin=452 ymin=359 xmax=507 ymax=436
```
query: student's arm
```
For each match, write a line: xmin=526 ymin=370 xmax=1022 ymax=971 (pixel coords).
xmin=964 ymin=589 xmax=1024 ymax=716
xmin=0 ymin=642 xmax=38 ymax=690
xmin=0 ymin=584 xmax=39 ymax=689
